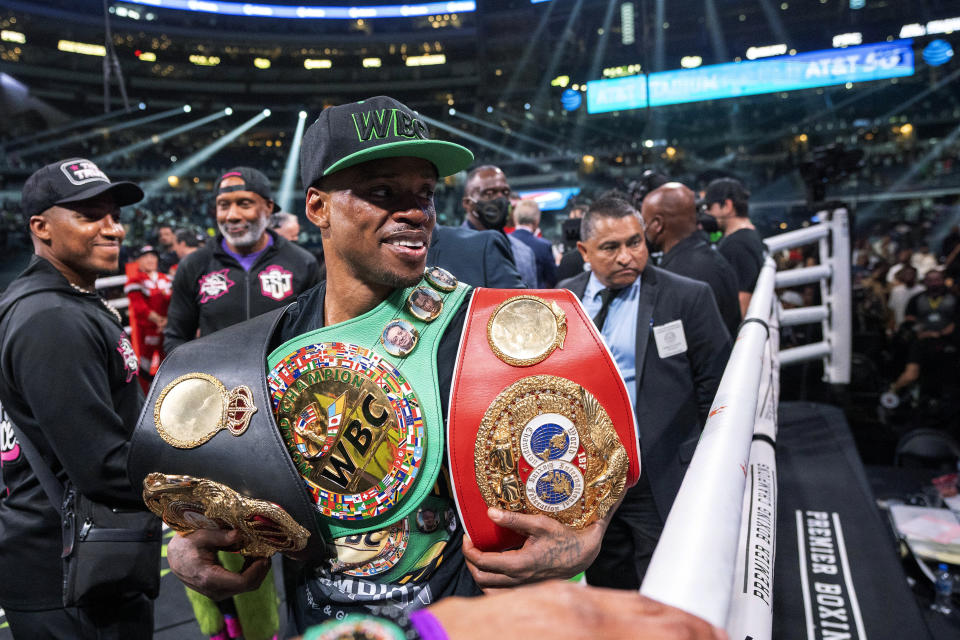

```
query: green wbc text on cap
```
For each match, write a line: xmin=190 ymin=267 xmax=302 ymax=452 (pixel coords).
xmin=299 ymin=96 xmax=474 ymax=190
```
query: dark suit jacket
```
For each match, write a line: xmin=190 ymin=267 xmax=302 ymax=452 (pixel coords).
xmin=558 ymin=266 xmax=731 ymax=519
xmin=659 ymin=232 xmax=742 ymax=338
xmin=511 ymin=228 xmax=559 ymax=288
xmin=427 ymin=225 xmax=525 ymax=288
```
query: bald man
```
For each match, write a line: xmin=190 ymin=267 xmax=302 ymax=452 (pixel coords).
xmin=641 ymin=183 xmax=741 ymax=337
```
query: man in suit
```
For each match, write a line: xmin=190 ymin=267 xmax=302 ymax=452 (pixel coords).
xmin=460 ymin=165 xmax=538 ymax=288
xmin=558 ymin=195 xmax=731 ymax=589
xmin=511 ymin=199 xmax=559 ymax=288
xmin=641 ymin=182 xmax=741 ymax=337
xmin=427 ymin=224 xmax=525 ymax=288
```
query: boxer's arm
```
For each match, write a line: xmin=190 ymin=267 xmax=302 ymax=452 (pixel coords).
xmin=430 ymin=581 xmax=727 ymax=640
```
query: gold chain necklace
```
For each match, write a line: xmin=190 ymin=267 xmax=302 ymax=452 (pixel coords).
xmin=70 ymin=283 xmax=124 ymax=326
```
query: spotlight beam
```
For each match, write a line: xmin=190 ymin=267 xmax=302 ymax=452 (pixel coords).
xmin=572 ymin=0 xmax=619 ymax=152
xmin=703 ymin=67 xmax=960 ymax=160
xmin=418 ymin=114 xmax=545 ymax=169
xmin=491 ymin=108 xmax=567 ymax=145
xmin=143 ymin=109 xmax=272 ymax=196
xmin=496 ymin=0 xmax=557 ymax=107
xmin=857 ymin=120 xmax=960 ymax=226
xmin=94 ymin=109 xmax=233 ymax=165
xmin=450 ymin=110 xmax=564 ymax=154
xmin=703 ymin=0 xmax=728 ymax=61
xmin=757 ymin=0 xmax=791 ymax=47
xmin=278 ymin=111 xmax=309 ymax=213
xmin=525 ymin=0 xmax=586 ymax=126
xmin=16 ymin=106 xmax=192 ymax=158
xmin=5 ymin=106 xmax=139 ymax=150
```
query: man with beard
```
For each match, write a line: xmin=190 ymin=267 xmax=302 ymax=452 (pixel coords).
xmin=147 ymin=97 xmax=723 ymax=640
xmin=164 ymin=167 xmax=321 ymax=353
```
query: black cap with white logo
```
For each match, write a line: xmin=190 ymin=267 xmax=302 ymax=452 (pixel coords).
xmin=21 ymin=158 xmax=144 ymax=219
xmin=299 ymin=95 xmax=474 ymax=190
xmin=217 ymin=167 xmax=281 ymax=212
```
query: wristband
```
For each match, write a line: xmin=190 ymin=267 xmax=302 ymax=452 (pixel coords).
xmin=410 ymin=610 xmax=449 ymax=640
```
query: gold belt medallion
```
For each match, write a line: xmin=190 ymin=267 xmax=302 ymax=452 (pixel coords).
xmin=142 ymin=472 xmax=309 ymax=556
xmin=269 ymin=342 xmax=423 ymax=521
xmin=474 ymin=375 xmax=628 ymax=528
xmin=154 ymin=373 xmax=257 ymax=449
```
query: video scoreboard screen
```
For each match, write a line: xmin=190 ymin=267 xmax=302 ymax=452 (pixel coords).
xmin=587 ymin=40 xmax=915 ymax=114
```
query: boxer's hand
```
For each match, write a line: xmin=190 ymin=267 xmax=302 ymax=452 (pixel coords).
xmin=166 ymin=528 xmax=270 ymax=601
xmin=429 ymin=581 xmax=728 ymax=640
xmin=463 ymin=490 xmax=623 ymax=590
xmin=462 ymin=507 xmax=605 ymax=589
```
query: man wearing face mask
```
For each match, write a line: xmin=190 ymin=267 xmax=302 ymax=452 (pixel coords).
xmin=461 ymin=165 xmax=538 ymax=288
xmin=164 ymin=167 xmax=321 ymax=354
xmin=641 ymin=183 xmax=741 ymax=337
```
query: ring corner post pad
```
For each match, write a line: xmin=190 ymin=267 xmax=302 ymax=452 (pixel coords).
xmin=448 ymin=287 xmax=641 ymax=552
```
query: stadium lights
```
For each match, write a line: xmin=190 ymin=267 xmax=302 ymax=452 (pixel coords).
xmin=405 ymin=54 xmax=445 ymax=67
xmin=363 ymin=57 xmax=382 ymax=68
xmin=16 ymin=106 xmax=195 ymax=158
xmin=4 ymin=107 xmax=136 ymax=149
xmin=746 ymin=44 xmax=787 ymax=60
xmin=602 ymin=64 xmax=641 ymax=78
xmin=94 ymin=108 xmax=234 ymax=165
xmin=620 ymin=2 xmax=635 ymax=45
xmin=183 ymin=105 xmax=192 ymax=112
xmin=278 ymin=112 xmax=309 ymax=212
xmin=900 ymin=23 xmax=926 ymax=38
xmin=1 ymin=30 xmax=25 ymax=43
xmin=58 ymin=40 xmax=106 ymax=57
xmin=832 ymin=32 xmax=863 ymax=48
xmin=451 ymin=109 xmax=562 ymax=153
xmin=304 ymin=58 xmax=332 ymax=69
xmin=254 ymin=57 xmax=271 ymax=69
xmin=225 ymin=107 xmax=234 ymax=115
xmin=419 ymin=113 xmax=544 ymax=168
xmin=899 ymin=16 xmax=960 ymax=38
xmin=189 ymin=54 xmax=220 ymax=66
xmin=120 ymin=0 xmax=476 ymax=20
xmin=144 ymin=109 xmax=273 ymax=196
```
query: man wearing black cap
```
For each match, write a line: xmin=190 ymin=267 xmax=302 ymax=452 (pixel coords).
xmin=0 ymin=158 xmax=159 ymax=637
xmin=156 ymin=97 xmax=721 ymax=640
xmin=703 ymin=177 xmax=765 ymax=316
xmin=163 ymin=166 xmax=321 ymax=353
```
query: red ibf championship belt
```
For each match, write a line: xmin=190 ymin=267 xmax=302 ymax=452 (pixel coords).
xmin=448 ymin=289 xmax=641 ymax=551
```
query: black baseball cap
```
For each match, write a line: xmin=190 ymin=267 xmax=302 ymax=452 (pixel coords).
xmin=703 ymin=177 xmax=751 ymax=206
xmin=217 ymin=167 xmax=281 ymax=212
xmin=299 ymin=96 xmax=474 ymax=190
xmin=21 ymin=158 xmax=144 ymax=218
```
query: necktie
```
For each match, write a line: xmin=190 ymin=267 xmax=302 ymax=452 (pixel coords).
xmin=592 ymin=288 xmax=619 ymax=331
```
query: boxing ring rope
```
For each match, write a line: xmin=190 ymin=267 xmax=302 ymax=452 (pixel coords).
xmin=641 ymin=208 xmax=850 ymax=639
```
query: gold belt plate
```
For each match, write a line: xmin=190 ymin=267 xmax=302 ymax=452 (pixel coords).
xmin=474 ymin=375 xmax=628 ymax=528
xmin=142 ymin=472 xmax=309 ymax=556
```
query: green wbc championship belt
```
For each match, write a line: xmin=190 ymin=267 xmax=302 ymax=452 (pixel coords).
xmin=267 ymin=271 xmax=468 ymax=539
